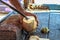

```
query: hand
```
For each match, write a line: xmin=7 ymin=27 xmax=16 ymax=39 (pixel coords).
xmin=19 ymin=12 xmax=38 ymax=32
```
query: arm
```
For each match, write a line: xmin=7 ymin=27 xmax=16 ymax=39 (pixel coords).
xmin=9 ymin=0 xmax=38 ymax=32
xmin=9 ymin=0 xmax=25 ymax=14
xmin=9 ymin=0 xmax=38 ymax=23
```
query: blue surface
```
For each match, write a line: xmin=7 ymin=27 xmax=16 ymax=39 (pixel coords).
xmin=34 ymin=12 xmax=60 ymax=40
xmin=42 ymin=4 xmax=60 ymax=10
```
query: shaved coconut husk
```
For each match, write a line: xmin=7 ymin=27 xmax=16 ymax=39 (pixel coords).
xmin=23 ymin=16 xmax=37 ymax=32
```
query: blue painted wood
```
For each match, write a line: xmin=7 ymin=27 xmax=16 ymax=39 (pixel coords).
xmin=34 ymin=12 xmax=60 ymax=40
xmin=43 ymin=4 xmax=60 ymax=10
xmin=49 ymin=29 xmax=60 ymax=40
xmin=49 ymin=13 xmax=60 ymax=40
xmin=34 ymin=13 xmax=49 ymax=38
xmin=49 ymin=13 xmax=60 ymax=30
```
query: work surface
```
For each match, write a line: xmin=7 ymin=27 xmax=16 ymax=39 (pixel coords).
xmin=34 ymin=12 xmax=60 ymax=40
xmin=0 ymin=11 xmax=60 ymax=40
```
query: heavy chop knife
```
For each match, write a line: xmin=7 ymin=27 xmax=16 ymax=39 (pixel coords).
xmin=9 ymin=0 xmax=38 ymax=40
xmin=0 ymin=0 xmax=37 ymax=32
xmin=0 ymin=0 xmax=38 ymax=32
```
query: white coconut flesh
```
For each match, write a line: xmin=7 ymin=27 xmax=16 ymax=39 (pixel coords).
xmin=29 ymin=36 xmax=40 ymax=40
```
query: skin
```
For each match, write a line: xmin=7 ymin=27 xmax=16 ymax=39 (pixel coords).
xmin=4 ymin=0 xmax=38 ymax=32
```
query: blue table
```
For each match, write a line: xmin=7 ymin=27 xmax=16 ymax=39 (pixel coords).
xmin=34 ymin=12 xmax=60 ymax=40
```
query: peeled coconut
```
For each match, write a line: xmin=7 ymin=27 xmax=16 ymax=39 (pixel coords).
xmin=23 ymin=16 xmax=37 ymax=32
